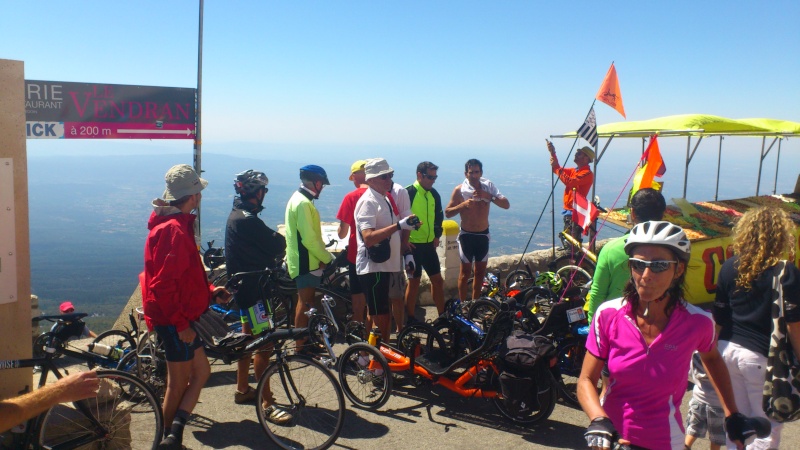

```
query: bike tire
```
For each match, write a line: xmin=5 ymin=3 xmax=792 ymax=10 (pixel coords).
xmin=257 ymin=355 xmax=345 ymax=450
xmin=522 ymin=286 xmax=558 ymax=324
xmin=337 ymin=343 xmax=392 ymax=410
xmin=553 ymin=337 xmax=589 ymax=406
xmin=396 ymin=323 xmax=447 ymax=357
xmin=91 ymin=329 xmax=137 ymax=368
xmin=117 ymin=331 xmax=167 ymax=401
xmin=493 ymin=370 xmax=558 ymax=425
xmin=467 ymin=298 xmax=500 ymax=332
xmin=551 ymin=253 xmax=596 ymax=275
xmin=211 ymin=270 xmax=230 ymax=288
xmin=38 ymin=369 xmax=164 ymax=450
xmin=555 ymin=264 xmax=593 ymax=292
xmin=504 ymin=269 xmax=534 ymax=290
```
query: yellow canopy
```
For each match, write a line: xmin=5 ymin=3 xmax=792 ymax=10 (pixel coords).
xmin=562 ymin=114 xmax=800 ymax=138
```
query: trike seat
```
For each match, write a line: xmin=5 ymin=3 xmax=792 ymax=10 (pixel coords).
xmin=413 ymin=311 xmax=514 ymax=377
xmin=191 ymin=309 xmax=253 ymax=351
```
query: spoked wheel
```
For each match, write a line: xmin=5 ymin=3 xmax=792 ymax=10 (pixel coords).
xmin=396 ymin=323 xmax=447 ymax=357
xmin=554 ymin=337 xmax=593 ymax=406
xmin=555 ymin=265 xmax=593 ymax=293
xmin=523 ymin=287 xmax=557 ymax=324
xmin=550 ymin=253 xmax=596 ymax=275
xmin=493 ymin=370 xmax=558 ymax=425
xmin=467 ymin=298 xmax=500 ymax=332
xmin=117 ymin=331 xmax=167 ymax=400
xmin=504 ymin=269 xmax=534 ymax=290
xmin=90 ymin=329 xmax=137 ymax=367
xmin=337 ymin=343 xmax=392 ymax=410
xmin=257 ymin=355 xmax=345 ymax=450
xmin=38 ymin=369 xmax=163 ymax=450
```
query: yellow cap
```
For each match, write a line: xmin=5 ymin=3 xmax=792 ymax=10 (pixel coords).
xmin=349 ymin=160 xmax=367 ymax=180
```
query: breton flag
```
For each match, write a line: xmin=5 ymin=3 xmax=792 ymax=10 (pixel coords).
xmin=577 ymin=107 xmax=598 ymax=149
xmin=596 ymin=63 xmax=626 ymax=119
xmin=573 ymin=192 xmax=599 ymax=235
xmin=631 ymin=135 xmax=666 ymax=197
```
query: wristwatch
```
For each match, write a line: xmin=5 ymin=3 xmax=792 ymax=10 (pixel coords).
xmin=491 ymin=196 xmax=496 ymax=202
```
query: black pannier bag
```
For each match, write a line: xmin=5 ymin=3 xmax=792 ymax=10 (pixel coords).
xmin=498 ymin=331 xmax=556 ymax=415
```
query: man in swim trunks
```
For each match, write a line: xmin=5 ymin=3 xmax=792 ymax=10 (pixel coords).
xmin=445 ymin=159 xmax=509 ymax=301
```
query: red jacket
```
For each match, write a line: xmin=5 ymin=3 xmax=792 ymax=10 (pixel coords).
xmin=142 ymin=210 xmax=213 ymax=332
xmin=554 ymin=164 xmax=593 ymax=211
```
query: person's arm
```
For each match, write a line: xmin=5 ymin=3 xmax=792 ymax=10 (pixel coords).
xmin=699 ymin=348 xmax=739 ymax=418
xmin=787 ymin=321 xmax=800 ymax=363
xmin=0 ymin=371 xmax=100 ymax=434
xmin=337 ymin=221 xmax=349 ymax=240
xmin=445 ymin=185 xmax=468 ymax=218
xmin=492 ymin=195 xmax=510 ymax=210
xmin=296 ymin=202 xmax=333 ymax=265
xmin=577 ymin=351 xmax=606 ymax=421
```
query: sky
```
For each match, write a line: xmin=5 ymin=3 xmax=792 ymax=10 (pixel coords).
xmin=2 ymin=0 xmax=799 ymax=192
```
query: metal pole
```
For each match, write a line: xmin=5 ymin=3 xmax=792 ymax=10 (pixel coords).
xmin=682 ymin=136 xmax=690 ymax=199
xmin=194 ymin=0 xmax=204 ymax=236
xmin=714 ymin=136 xmax=723 ymax=201
xmin=756 ymin=137 xmax=765 ymax=196
xmin=773 ymin=138 xmax=782 ymax=195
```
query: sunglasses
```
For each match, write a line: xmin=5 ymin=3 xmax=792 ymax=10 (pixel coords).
xmin=467 ymin=170 xmax=482 ymax=175
xmin=628 ymin=258 xmax=678 ymax=273
xmin=422 ymin=174 xmax=438 ymax=181
xmin=378 ymin=172 xmax=394 ymax=180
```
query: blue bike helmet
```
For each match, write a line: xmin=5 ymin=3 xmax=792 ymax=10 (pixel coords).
xmin=299 ymin=165 xmax=330 ymax=185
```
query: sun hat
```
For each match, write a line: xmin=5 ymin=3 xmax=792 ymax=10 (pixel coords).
xmin=577 ymin=147 xmax=595 ymax=162
xmin=349 ymin=160 xmax=368 ymax=181
xmin=163 ymin=164 xmax=208 ymax=201
xmin=364 ymin=158 xmax=393 ymax=181
xmin=60 ymin=301 xmax=75 ymax=313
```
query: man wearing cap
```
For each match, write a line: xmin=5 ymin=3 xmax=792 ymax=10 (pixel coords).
xmin=336 ymin=160 xmax=369 ymax=324
xmin=285 ymin=165 xmax=334 ymax=351
xmin=58 ymin=301 xmax=97 ymax=338
xmin=445 ymin=159 xmax=510 ymax=301
xmin=142 ymin=164 xmax=229 ymax=449
xmin=548 ymin=142 xmax=595 ymax=244
xmin=355 ymin=158 xmax=420 ymax=339
xmin=404 ymin=161 xmax=445 ymax=319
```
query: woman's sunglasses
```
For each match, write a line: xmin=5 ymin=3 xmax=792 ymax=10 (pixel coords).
xmin=628 ymin=258 xmax=677 ymax=273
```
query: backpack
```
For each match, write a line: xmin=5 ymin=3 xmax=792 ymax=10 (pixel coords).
xmin=500 ymin=331 xmax=556 ymax=373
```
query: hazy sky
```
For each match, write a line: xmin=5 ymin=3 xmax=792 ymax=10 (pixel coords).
xmin=3 ymin=0 xmax=798 ymax=155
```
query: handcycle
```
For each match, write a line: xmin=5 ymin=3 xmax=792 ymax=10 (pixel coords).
xmin=4 ymin=312 xmax=163 ymax=449
xmin=337 ymin=305 xmax=559 ymax=425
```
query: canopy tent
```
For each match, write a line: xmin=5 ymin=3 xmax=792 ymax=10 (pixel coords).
xmin=553 ymin=114 xmax=800 ymax=200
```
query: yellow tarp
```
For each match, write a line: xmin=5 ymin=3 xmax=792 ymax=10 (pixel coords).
xmin=563 ymin=114 xmax=800 ymax=138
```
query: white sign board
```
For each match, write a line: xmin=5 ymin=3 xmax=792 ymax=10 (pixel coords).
xmin=0 ymin=159 xmax=17 ymax=304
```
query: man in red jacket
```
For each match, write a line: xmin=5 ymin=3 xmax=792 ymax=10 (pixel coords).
xmin=142 ymin=164 xmax=229 ymax=450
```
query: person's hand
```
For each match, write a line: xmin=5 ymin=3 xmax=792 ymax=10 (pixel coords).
xmin=725 ymin=413 xmax=771 ymax=448
xmin=212 ymin=287 xmax=231 ymax=304
xmin=55 ymin=370 xmax=101 ymax=403
xmin=398 ymin=215 xmax=421 ymax=231
xmin=473 ymin=188 xmax=491 ymax=201
xmin=584 ymin=417 xmax=618 ymax=449
xmin=433 ymin=237 xmax=440 ymax=248
xmin=178 ymin=327 xmax=196 ymax=344
xmin=404 ymin=253 xmax=416 ymax=278
xmin=402 ymin=242 xmax=415 ymax=254
xmin=547 ymin=141 xmax=556 ymax=154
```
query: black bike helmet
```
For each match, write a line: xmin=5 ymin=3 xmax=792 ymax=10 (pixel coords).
xmin=234 ymin=170 xmax=269 ymax=196
xmin=299 ymin=165 xmax=330 ymax=185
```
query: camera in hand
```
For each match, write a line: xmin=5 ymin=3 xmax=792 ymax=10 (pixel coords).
xmin=407 ymin=216 xmax=421 ymax=228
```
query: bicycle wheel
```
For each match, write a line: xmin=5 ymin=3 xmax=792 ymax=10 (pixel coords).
xmin=467 ymin=298 xmax=500 ymax=332
xmin=504 ymin=269 xmax=534 ymax=290
xmin=91 ymin=329 xmax=137 ymax=367
xmin=555 ymin=264 xmax=593 ymax=292
xmin=396 ymin=322 xmax=447 ymax=357
xmin=493 ymin=370 xmax=557 ymax=425
xmin=38 ymin=369 xmax=163 ymax=450
xmin=117 ymin=331 xmax=167 ymax=400
xmin=257 ymin=355 xmax=345 ymax=449
xmin=554 ymin=337 xmax=588 ymax=406
xmin=551 ymin=253 xmax=596 ymax=275
xmin=337 ymin=343 xmax=392 ymax=410
xmin=211 ymin=270 xmax=229 ymax=287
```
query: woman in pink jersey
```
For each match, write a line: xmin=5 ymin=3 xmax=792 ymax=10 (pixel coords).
xmin=578 ymin=221 xmax=751 ymax=450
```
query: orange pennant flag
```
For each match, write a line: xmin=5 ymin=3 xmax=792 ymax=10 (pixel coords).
xmin=595 ymin=63 xmax=626 ymax=119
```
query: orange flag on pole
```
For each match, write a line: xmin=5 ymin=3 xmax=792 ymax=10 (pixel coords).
xmin=595 ymin=63 xmax=626 ymax=119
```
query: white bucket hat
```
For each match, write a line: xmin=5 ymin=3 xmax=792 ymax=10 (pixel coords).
xmin=163 ymin=164 xmax=208 ymax=201
xmin=364 ymin=158 xmax=394 ymax=181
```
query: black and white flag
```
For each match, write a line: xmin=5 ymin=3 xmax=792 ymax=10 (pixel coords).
xmin=577 ymin=107 xmax=598 ymax=148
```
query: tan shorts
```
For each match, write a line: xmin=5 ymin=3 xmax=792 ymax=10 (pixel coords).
xmin=389 ymin=271 xmax=406 ymax=298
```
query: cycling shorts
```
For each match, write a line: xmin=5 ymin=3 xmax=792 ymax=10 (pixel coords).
xmin=239 ymin=300 xmax=274 ymax=335
xmin=409 ymin=242 xmax=441 ymax=278
xmin=348 ymin=262 xmax=364 ymax=295
xmin=154 ymin=325 xmax=203 ymax=362
xmin=457 ymin=228 xmax=490 ymax=263
xmin=358 ymin=272 xmax=391 ymax=315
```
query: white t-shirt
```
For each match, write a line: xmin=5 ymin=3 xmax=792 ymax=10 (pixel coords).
xmin=354 ymin=187 xmax=402 ymax=275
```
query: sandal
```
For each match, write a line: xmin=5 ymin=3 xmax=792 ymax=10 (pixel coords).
xmin=263 ymin=404 xmax=293 ymax=426
xmin=234 ymin=386 xmax=257 ymax=404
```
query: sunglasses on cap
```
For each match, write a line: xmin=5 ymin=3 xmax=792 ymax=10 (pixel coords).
xmin=378 ymin=172 xmax=394 ymax=180
xmin=628 ymin=258 xmax=678 ymax=273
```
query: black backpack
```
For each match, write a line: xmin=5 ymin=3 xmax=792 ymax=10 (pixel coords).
xmin=497 ymin=331 xmax=556 ymax=417
xmin=500 ymin=331 xmax=556 ymax=373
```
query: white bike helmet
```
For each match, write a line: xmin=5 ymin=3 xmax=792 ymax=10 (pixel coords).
xmin=624 ymin=220 xmax=691 ymax=261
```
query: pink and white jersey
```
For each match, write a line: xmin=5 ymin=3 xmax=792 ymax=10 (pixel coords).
xmin=586 ymin=298 xmax=716 ymax=450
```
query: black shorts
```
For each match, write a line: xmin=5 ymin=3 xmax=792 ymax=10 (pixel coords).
xmin=348 ymin=262 xmax=363 ymax=295
xmin=154 ymin=325 xmax=203 ymax=362
xmin=358 ymin=272 xmax=391 ymax=316
xmin=410 ymin=242 xmax=441 ymax=278
xmin=458 ymin=228 xmax=490 ymax=263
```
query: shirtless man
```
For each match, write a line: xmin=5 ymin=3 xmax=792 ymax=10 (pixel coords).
xmin=445 ymin=159 xmax=510 ymax=301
